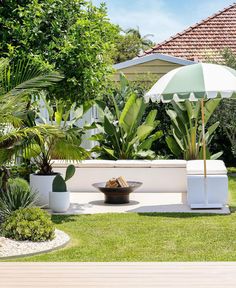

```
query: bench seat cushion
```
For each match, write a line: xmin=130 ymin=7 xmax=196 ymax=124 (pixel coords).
xmin=53 ymin=159 xmax=187 ymax=168
xmin=53 ymin=160 xmax=116 ymax=168
xmin=114 ymin=160 xmax=152 ymax=167
xmin=187 ymin=160 xmax=227 ymax=175
xmin=150 ymin=160 xmax=186 ymax=168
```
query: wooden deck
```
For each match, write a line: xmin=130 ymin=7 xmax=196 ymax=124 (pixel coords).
xmin=1 ymin=262 xmax=236 ymax=287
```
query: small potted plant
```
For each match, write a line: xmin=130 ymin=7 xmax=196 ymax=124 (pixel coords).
xmin=30 ymin=148 xmax=60 ymax=208
xmin=49 ymin=164 xmax=75 ymax=213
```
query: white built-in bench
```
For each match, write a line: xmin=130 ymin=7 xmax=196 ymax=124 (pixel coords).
xmin=53 ymin=160 xmax=187 ymax=193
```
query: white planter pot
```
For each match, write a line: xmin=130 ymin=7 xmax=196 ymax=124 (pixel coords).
xmin=49 ymin=191 xmax=70 ymax=213
xmin=30 ymin=174 xmax=58 ymax=208
xmin=187 ymin=175 xmax=228 ymax=208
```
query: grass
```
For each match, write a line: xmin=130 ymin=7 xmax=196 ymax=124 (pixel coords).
xmin=229 ymin=176 xmax=236 ymax=211
xmin=228 ymin=167 xmax=236 ymax=174
xmin=4 ymin=176 xmax=236 ymax=262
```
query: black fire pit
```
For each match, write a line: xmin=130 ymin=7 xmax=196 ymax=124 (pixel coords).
xmin=92 ymin=181 xmax=142 ymax=204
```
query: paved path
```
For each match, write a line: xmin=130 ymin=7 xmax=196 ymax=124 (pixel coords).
xmin=0 ymin=262 xmax=236 ymax=288
xmin=50 ymin=192 xmax=230 ymax=214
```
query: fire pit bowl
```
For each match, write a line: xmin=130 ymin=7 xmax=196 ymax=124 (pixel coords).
xmin=92 ymin=181 xmax=142 ymax=204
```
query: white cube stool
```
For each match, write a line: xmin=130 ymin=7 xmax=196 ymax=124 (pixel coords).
xmin=187 ymin=160 xmax=228 ymax=209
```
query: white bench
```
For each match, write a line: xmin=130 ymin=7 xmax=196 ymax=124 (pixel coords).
xmin=53 ymin=160 xmax=187 ymax=193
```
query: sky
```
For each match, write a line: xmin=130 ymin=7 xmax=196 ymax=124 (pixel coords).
xmin=92 ymin=0 xmax=234 ymax=43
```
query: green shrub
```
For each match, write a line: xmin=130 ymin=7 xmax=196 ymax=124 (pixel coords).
xmin=2 ymin=207 xmax=55 ymax=241
xmin=7 ymin=163 xmax=37 ymax=182
xmin=0 ymin=178 xmax=38 ymax=221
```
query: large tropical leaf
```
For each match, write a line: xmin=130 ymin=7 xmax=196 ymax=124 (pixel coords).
xmin=204 ymin=99 xmax=220 ymax=124
xmin=204 ymin=122 xmax=220 ymax=142
xmin=210 ymin=151 xmax=223 ymax=160
xmin=145 ymin=110 xmax=157 ymax=125
xmin=104 ymin=116 xmax=117 ymax=136
xmin=119 ymin=94 xmax=146 ymax=136
xmin=138 ymin=131 xmax=163 ymax=150
xmin=166 ymin=136 xmax=182 ymax=158
xmin=0 ymin=59 xmax=63 ymax=97
xmin=136 ymin=124 xmax=155 ymax=141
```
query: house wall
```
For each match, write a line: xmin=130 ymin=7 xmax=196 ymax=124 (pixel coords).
xmin=113 ymin=59 xmax=182 ymax=81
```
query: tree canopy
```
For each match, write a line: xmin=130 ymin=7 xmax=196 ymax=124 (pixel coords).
xmin=113 ymin=27 xmax=155 ymax=63
xmin=0 ymin=0 xmax=118 ymax=103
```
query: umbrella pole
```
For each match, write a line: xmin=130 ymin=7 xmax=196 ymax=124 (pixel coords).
xmin=201 ymin=99 xmax=207 ymax=178
xmin=201 ymin=99 xmax=208 ymax=206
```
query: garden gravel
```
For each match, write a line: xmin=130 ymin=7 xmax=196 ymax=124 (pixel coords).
xmin=0 ymin=229 xmax=70 ymax=259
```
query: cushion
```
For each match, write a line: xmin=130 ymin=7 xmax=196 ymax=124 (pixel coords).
xmin=150 ymin=160 xmax=187 ymax=168
xmin=53 ymin=160 xmax=116 ymax=168
xmin=77 ymin=160 xmax=117 ymax=168
xmin=114 ymin=160 xmax=152 ymax=168
xmin=187 ymin=160 xmax=227 ymax=175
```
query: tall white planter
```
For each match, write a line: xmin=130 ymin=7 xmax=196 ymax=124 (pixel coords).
xmin=49 ymin=191 xmax=70 ymax=213
xmin=187 ymin=160 xmax=228 ymax=209
xmin=187 ymin=175 xmax=228 ymax=208
xmin=30 ymin=174 xmax=57 ymax=208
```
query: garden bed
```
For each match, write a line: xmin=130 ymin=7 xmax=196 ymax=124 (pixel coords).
xmin=5 ymin=176 xmax=233 ymax=262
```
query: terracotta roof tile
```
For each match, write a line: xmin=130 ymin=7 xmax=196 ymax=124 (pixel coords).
xmin=143 ymin=3 xmax=236 ymax=62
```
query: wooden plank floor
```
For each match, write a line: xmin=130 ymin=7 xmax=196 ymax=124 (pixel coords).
xmin=1 ymin=262 xmax=236 ymax=288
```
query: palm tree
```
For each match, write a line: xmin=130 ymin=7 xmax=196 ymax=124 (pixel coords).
xmin=0 ymin=58 xmax=64 ymax=170
xmin=125 ymin=27 xmax=154 ymax=52
xmin=0 ymin=58 xmax=90 ymax=176
xmin=114 ymin=27 xmax=155 ymax=63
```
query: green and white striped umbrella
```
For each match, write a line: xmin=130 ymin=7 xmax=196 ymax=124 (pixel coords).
xmin=145 ymin=63 xmax=236 ymax=208
xmin=144 ymin=63 xmax=236 ymax=103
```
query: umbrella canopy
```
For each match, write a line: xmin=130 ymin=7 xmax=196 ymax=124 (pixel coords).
xmin=145 ymin=63 xmax=236 ymax=103
xmin=145 ymin=62 xmax=236 ymax=177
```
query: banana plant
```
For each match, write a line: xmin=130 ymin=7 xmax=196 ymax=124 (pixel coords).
xmin=91 ymin=74 xmax=163 ymax=159
xmin=166 ymin=99 xmax=222 ymax=160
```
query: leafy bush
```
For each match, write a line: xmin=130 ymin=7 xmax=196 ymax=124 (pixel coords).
xmin=7 ymin=163 xmax=37 ymax=182
xmin=0 ymin=178 xmax=37 ymax=221
xmin=209 ymin=99 xmax=236 ymax=165
xmin=91 ymin=74 xmax=163 ymax=159
xmin=2 ymin=207 xmax=55 ymax=241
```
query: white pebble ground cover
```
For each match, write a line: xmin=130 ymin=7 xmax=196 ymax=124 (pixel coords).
xmin=0 ymin=229 xmax=70 ymax=259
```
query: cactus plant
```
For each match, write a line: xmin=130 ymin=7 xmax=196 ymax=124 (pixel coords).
xmin=52 ymin=165 xmax=75 ymax=192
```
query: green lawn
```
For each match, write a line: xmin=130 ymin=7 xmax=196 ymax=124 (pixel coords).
xmin=5 ymin=176 xmax=236 ymax=262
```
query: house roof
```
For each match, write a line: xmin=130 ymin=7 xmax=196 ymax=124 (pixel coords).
xmin=143 ymin=3 xmax=236 ymax=62
xmin=113 ymin=53 xmax=195 ymax=70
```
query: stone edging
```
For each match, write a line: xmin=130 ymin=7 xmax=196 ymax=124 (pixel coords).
xmin=0 ymin=229 xmax=70 ymax=260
